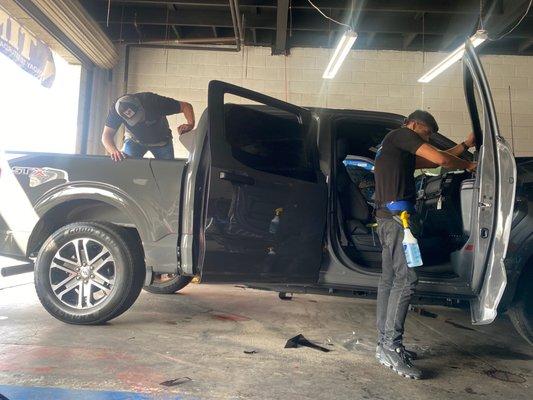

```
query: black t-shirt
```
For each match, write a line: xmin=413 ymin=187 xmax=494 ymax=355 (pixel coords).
xmin=105 ymin=92 xmax=181 ymax=145
xmin=374 ymin=127 xmax=425 ymax=218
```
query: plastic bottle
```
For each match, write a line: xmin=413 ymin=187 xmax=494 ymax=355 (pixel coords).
xmin=400 ymin=211 xmax=423 ymax=268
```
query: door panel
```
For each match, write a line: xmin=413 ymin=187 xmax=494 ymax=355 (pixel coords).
xmin=200 ymin=81 xmax=327 ymax=283
xmin=463 ymin=43 xmax=517 ymax=324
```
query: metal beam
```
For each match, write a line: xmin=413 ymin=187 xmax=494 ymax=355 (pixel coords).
xmin=90 ymin=3 xmax=532 ymax=37
xmin=85 ymin=0 xmax=490 ymax=14
xmin=83 ymin=0 xmax=533 ymax=55
xmin=273 ymin=0 xmax=289 ymax=55
xmin=96 ymin=9 xmax=463 ymax=32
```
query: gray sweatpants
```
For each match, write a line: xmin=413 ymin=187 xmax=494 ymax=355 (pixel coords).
xmin=376 ymin=217 xmax=419 ymax=349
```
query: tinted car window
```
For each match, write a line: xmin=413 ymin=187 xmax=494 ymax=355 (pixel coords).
xmin=224 ymin=104 xmax=315 ymax=181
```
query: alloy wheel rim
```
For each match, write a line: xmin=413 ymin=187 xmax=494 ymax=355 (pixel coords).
xmin=49 ymin=238 xmax=116 ymax=309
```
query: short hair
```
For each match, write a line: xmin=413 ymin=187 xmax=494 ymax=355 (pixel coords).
xmin=405 ymin=110 xmax=439 ymax=133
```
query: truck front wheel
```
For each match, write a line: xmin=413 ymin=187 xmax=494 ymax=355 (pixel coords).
xmin=143 ymin=273 xmax=192 ymax=294
xmin=509 ymin=267 xmax=533 ymax=345
xmin=34 ymin=222 xmax=145 ymax=325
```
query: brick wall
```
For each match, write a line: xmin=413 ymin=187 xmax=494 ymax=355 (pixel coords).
xmin=117 ymin=45 xmax=533 ymax=158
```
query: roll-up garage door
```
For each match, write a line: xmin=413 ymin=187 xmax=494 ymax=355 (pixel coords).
xmin=12 ymin=0 xmax=118 ymax=68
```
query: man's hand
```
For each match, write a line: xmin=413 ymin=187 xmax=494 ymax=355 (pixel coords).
xmin=467 ymin=161 xmax=477 ymax=172
xmin=110 ymin=149 xmax=126 ymax=162
xmin=178 ymin=102 xmax=195 ymax=134
xmin=178 ymin=123 xmax=194 ymax=135
xmin=464 ymin=132 xmax=476 ymax=148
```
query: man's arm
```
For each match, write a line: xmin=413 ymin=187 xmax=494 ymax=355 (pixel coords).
xmin=178 ymin=101 xmax=195 ymax=134
xmin=415 ymin=157 xmax=439 ymax=169
xmin=444 ymin=132 xmax=475 ymax=157
xmin=416 ymin=143 xmax=476 ymax=171
xmin=101 ymin=125 xmax=125 ymax=162
xmin=153 ymin=93 xmax=195 ymax=135
xmin=416 ymin=132 xmax=476 ymax=168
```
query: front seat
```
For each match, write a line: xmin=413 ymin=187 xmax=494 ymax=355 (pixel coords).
xmin=336 ymin=138 xmax=382 ymax=266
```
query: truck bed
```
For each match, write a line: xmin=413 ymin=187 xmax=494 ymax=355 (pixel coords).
xmin=0 ymin=152 xmax=187 ymax=272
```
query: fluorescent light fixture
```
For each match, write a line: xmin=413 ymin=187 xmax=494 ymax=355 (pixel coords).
xmin=418 ymin=30 xmax=488 ymax=83
xmin=323 ymin=30 xmax=358 ymax=79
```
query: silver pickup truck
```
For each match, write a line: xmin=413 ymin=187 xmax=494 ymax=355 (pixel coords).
xmin=1 ymin=44 xmax=532 ymax=344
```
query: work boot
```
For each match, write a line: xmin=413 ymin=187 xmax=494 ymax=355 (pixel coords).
xmin=376 ymin=343 xmax=417 ymax=360
xmin=378 ymin=346 xmax=422 ymax=379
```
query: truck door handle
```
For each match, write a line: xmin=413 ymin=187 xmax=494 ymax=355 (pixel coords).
xmin=219 ymin=171 xmax=255 ymax=186
xmin=479 ymin=201 xmax=491 ymax=208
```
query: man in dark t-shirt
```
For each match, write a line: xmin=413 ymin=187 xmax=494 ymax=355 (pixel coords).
xmin=101 ymin=92 xmax=195 ymax=161
xmin=374 ymin=110 xmax=476 ymax=379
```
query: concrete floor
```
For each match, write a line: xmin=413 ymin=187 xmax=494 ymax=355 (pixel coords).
xmin=0 ymin=265 xmax=532 ymax=399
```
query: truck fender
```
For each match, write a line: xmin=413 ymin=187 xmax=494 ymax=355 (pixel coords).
xmin=31 ymin=182 xmax=154 ymax=248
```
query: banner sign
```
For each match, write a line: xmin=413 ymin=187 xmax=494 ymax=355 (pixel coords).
xmin=0 ymin=6 xmax=55 ymax=87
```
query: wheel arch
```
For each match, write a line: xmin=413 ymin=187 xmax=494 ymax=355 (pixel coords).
xmin=28 ymin=193 xmax=149 ymax=259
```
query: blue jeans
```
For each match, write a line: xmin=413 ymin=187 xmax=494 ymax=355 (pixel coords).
xmin=122 ymin=139 xmax=175 ymax=160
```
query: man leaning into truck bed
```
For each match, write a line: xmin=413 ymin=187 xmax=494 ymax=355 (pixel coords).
xmin=101 ymin=92 xmax=195 ymax=161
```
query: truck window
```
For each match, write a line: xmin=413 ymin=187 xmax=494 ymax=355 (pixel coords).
xmin=224 ymin=104 xmax=315 ymax=182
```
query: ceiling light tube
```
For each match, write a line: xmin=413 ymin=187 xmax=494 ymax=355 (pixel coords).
xmin=418 ymin=30 xmax=488 ymax=83
xmin=323 ymin=30 xmax=358 ymax=79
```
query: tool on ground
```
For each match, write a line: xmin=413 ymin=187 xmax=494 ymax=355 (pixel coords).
xmin=284 ymin=334 xmax=331 ymax=352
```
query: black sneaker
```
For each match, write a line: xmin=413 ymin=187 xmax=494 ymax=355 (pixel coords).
xmin=378 ymin=346 xmax=422 ymax=379
xmin=376 ymin=343 xmax=417 ymax=361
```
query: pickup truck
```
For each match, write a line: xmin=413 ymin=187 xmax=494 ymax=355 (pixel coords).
xmin=1 ymin=43 xmax=532 ymax=344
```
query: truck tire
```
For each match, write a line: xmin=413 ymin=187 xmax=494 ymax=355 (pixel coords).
xmin=34 ymin=222 xmax=145 ymax=325
xmin=508 ymin=267 xmax=533 ymax=345
xmin=143 ymin=273 xmax=192 ymax=294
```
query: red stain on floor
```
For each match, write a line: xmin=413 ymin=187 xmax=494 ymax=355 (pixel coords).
xmin=0 ymin=344 xmax=134 ymax=374
xmin=0 ymin=344 xmax=172 ymax=392
xmin=115 ymin=369 xmax=168 ymax=393
xmin=212 ymin=313 xmax=250 ymax=322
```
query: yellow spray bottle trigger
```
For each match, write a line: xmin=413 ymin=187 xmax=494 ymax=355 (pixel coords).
xmin=400 ymin=211 xmax=410 ymax=229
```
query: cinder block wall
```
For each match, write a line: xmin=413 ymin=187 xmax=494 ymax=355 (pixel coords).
xmin=117 ymin=46 xmax=533 ymax=158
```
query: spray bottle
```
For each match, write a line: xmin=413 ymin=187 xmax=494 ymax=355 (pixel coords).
xmin=400 ymin=211 xmax=423 ymax=268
